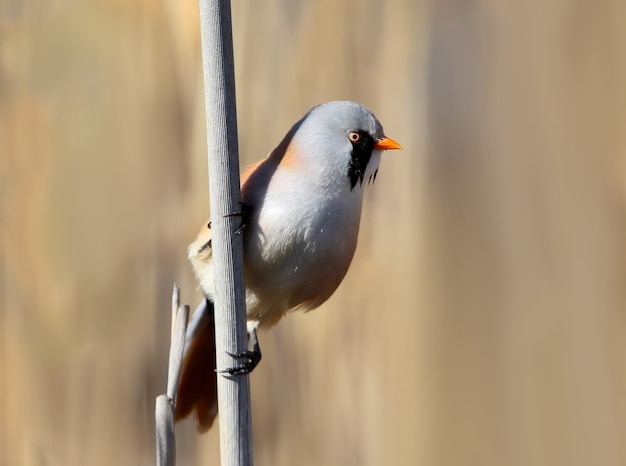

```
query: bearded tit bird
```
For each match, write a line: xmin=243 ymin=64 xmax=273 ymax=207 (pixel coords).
xmin=176 ymin=100 xmax=402 ymax=431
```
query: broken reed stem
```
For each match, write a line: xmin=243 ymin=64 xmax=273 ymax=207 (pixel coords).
xmin=156 ymin=285 xmax=190 ymax=466
xmin=168 ymin=302 xmax=189 ymax=400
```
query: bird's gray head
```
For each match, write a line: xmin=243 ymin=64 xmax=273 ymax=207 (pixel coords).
xmin=291 ymin=101 xmax=394 ymax=191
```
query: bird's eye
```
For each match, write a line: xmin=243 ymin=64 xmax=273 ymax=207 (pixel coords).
xmin=348 ymin=132 xmax=360 ymax=143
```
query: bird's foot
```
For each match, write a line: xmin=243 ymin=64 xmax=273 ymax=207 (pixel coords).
xmin=224 ymin=202 xmax=251 ymax=235
xmin=217 ymin=350 xmax=262 ymax=375
xmin=216 ymin=328 xmax=262 ymax=375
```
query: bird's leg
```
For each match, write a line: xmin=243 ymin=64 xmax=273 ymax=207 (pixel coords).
xmin=224 ymin=202 xmax=251 ymax=235
xmin=216 ymin=328 xmax=262 ymax=375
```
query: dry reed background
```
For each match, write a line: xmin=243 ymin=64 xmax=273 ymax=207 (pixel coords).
xmin=2 ymin=0 xmax=626 ymax=465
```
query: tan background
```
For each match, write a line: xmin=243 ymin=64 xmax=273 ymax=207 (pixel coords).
xmin=2 ymin=0 xmax=626 ymax=465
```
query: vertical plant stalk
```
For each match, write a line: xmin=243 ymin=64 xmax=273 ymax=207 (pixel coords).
xmin=156 ymin=285 xmax=190 ymax=466
xmin=198 ymin=0 xmax=253 ymax=465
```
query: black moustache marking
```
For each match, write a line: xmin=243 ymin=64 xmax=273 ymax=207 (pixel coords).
xmin=347 ymin=131 xmax=376 ymax=190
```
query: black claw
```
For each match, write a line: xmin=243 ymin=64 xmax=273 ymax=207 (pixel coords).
xmin=217 ymin=350 xmax=262 ymax=375
xmin=224 ymin=202 xmax=251 ymax=235
xmin=216 ymin=328 xmax=262 ymax=375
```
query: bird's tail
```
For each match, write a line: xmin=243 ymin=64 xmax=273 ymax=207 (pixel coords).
xmin=175 ymin=299 xmax=218 ymax=432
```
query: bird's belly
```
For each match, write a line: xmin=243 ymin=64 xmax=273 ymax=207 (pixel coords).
xmin=243 ymin=195 xmax=362 ymax=327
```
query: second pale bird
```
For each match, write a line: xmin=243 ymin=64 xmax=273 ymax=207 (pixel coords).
xmin=176 ymin=101 xmax=402 ymax=431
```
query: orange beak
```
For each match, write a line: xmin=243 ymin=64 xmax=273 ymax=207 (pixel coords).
xmin=374 ymin=137 xmax=403 ymax=151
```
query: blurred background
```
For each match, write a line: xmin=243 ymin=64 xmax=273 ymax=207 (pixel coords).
xmin=2 ymin=0 xmax=625 ymax=465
